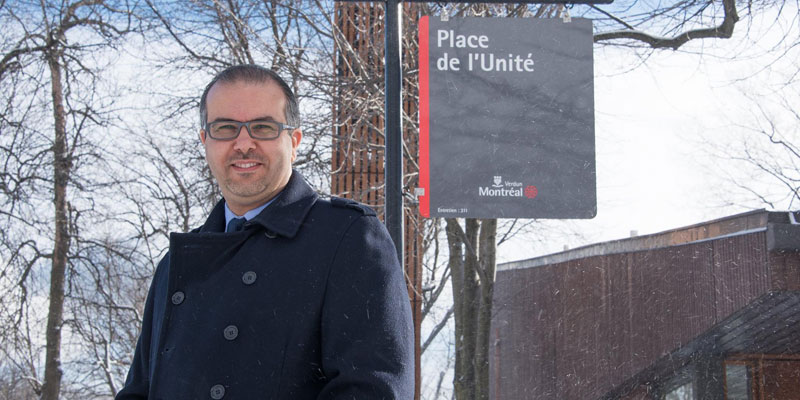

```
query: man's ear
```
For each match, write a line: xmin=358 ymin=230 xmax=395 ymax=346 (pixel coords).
xmin=200 ymin=129 xmax=207 ymax=145
xmin=290 ymin=129 xmax=303 ymax=162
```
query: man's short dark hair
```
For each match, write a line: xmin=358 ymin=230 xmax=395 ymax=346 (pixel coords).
xmin=199 ymin=64 xmax=300 ymax=128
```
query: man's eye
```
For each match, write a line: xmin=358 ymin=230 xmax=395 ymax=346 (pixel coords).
xmin=251 ymin=123 xmax=278 ymax=134
xmin=213 ymin=124 xmax=238 ymax=133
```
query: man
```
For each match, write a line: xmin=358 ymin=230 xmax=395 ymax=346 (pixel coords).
xmin=117 ymin=65 xmax=414 ymax=399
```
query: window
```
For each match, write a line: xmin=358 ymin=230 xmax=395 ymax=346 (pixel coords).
xmin=725 ymin=364 xmax=752 ymax=400
xmin=663 ymin=382 xmax=695 ymax=400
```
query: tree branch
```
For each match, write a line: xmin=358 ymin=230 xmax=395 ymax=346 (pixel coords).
xmin=593 ymin=0 xmax=739 ymax=50
xmin=421 ymin=305 xmax=454 ymax=354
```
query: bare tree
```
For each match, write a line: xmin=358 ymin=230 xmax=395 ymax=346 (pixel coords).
xmin=0 ymin=1 xmax=138 ymax=398
xmin=61 ymin=239 xmax=151 ymax=399
xmin=702 ymin=84 xmax=800 ymax=210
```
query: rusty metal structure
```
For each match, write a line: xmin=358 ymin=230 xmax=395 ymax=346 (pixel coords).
xmin=491 ymin=210 xmax=800 ymax=399
xmin=333 ymin=3 xmax=423 ymax=398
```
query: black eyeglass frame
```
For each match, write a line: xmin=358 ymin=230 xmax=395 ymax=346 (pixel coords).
xmin=203 ymin=119 xmax=296 ymax=141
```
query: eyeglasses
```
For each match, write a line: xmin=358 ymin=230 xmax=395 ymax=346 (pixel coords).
xmin=204 ymin=119 xmax=295 ymax=141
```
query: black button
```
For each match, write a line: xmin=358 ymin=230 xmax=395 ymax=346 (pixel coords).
xmin=210 ymin=384 xmax=225 ymax=399
xmin=223 ymin=325 xmax=238 ymax=341
xmin=242 ymin=271 xmax=257 ymax=285
xmin=171 ymin=291 xmax=185 ymax=305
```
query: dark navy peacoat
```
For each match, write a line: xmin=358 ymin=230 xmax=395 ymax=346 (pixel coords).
xmin=116 ymin=171 xmax=414 ymax=399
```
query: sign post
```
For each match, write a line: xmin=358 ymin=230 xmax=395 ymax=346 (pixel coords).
xmin=384 ymin=0 xmax=404 ymax=265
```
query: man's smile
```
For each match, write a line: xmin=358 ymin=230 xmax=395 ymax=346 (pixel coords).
xmin=231 ymin=160 xmax=261 ymax=171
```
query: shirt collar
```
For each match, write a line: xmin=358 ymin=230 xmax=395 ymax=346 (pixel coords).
xmin=224 ymin=199 xmax=273 ymax=228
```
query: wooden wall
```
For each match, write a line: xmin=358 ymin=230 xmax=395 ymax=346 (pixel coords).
xmin=490 ymin=229 xmax=787 ymax=399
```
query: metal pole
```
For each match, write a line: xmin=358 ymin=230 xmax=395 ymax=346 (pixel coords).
xmin=384 ymin=0 xmax=404 ymax=267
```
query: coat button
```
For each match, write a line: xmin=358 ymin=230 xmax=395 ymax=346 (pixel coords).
xmin=171 ymin=291 xmax=185 ymax=305
xmin=242 ymin=271 xmax=257 ymax=285
xmin=223 ymin=325 xmax=238 ymax=341
xmin=209 ymin=384 xmax=225 ymax=399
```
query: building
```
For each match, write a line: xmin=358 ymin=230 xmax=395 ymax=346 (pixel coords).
xmin=491 ymin=210 xmax=800 ymax=399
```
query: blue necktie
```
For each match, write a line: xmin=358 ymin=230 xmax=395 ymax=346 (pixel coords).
xmin=227 ymin=217 xmax=246 ymax=232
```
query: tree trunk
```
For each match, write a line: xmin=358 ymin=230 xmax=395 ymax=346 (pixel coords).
xmin=446 ymin=219 xmax=468 ymax=400
xmin=475 ymin=218 xmax=496 ymax=400
xmin=461 ymin=219 xmax=480 ymax=400
xmin=449 ymin=218 xmax=492 ymax=400
xmin=40 ymin=49 xmax=70 ymax=400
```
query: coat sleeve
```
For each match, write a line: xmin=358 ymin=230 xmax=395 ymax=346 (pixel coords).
xmin=115 ymin=255 xmax=169 ymax=400
xmin=317 ymin=214 xmax=415 ymax=400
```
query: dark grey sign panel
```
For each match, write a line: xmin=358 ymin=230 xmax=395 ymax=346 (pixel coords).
xmin=419 ymin=17 xmax=596 ymax=219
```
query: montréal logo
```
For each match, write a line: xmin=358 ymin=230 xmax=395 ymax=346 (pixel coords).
xmin=478 ymin=175 xmax=529 ymax=197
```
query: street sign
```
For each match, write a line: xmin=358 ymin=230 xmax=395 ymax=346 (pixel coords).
xmin=419 ymin=16 xmax=597 ymax=219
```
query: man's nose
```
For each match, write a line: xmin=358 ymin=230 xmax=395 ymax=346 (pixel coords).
xmin=233 ymin=125 xmax=256 ymax=153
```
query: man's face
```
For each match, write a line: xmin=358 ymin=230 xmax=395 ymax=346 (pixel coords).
xmin=201 ymin=80 xmax=302 ymax=215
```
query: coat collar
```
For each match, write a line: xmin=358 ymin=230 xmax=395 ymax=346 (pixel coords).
xmin=199 ymin=170 xmax=318 ymax=238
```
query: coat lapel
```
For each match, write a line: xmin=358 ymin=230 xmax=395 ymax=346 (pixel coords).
xmin=246 ymin=170 xmax=318 ymax=239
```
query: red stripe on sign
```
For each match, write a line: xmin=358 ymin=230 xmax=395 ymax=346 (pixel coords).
xmin=418 ymin=15 xmax=430 ymax=218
